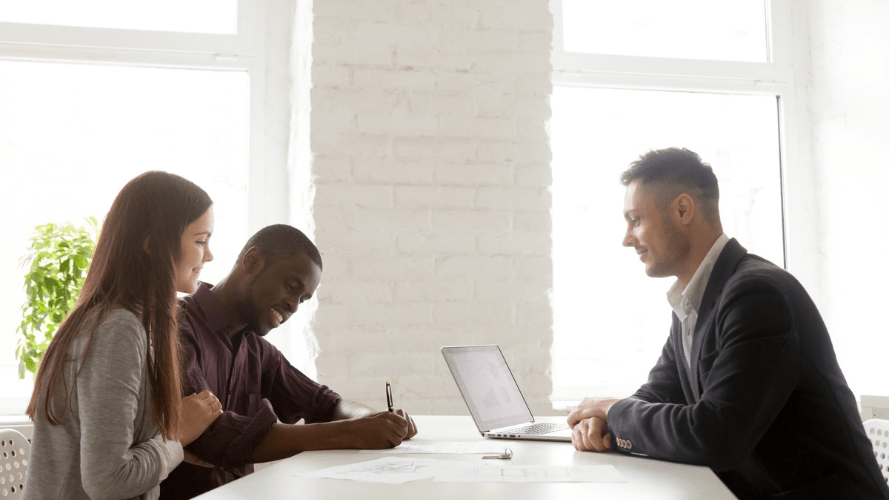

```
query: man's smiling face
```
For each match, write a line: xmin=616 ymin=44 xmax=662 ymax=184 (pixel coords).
xmin=239 ymin=251 xmax=321 ymax=336
xmin=622 ymin=180 xmax=687 ymax=279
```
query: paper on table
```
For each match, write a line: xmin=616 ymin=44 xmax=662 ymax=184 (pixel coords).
xmin=300 ymin=457 xmax=446 ymax=484
xmin=358 ymin=441 xmax=508 ymax=454
xmin=434 ymin=464 xmax=627 ymax=483
xmin=299 ymin=457 xmax=627 ymax=485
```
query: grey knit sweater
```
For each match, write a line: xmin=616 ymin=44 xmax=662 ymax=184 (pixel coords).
xmin=24 ymin=309 xmax=183 ymax=500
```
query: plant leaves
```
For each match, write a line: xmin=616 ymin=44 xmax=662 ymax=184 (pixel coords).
xmin=16 ymin=217 xmax=98 ymax=373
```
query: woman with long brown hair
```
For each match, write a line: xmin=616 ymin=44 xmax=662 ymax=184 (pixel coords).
xmin=24 ymin=171 xmax=223 ymax=500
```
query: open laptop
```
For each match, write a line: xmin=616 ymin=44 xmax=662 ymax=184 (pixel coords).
xmin=441 ymin=345 xmax=572 ymax=442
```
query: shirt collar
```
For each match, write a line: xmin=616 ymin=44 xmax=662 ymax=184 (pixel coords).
xmin=667 ymin=234 xmax=730 ymax=317
xmin=188 ymin=282 xmax=238 ymax=338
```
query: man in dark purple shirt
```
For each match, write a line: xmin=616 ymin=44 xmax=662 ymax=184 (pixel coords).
xmin=161 ymin=225 xmax=416 ymax=500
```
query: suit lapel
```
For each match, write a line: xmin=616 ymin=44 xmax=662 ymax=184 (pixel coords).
xmin=687 ymin=238 xmax=748 ymax=400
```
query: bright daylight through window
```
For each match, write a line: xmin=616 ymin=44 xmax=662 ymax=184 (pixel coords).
xmin=0 ymin=0 xmax=237 ymax=33
xmin=0 ymin=5 xmax=252 ymax=415
xmin=561 ymin=0 xmax=769 ymax=62
xmin=550 ymin=0 xmax=786 ymax=405
xmin=551 ymin=88 xmax=782 ymax=399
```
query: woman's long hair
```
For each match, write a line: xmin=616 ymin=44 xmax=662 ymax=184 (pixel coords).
xmin=27 ymin=171 xmax=212 ymax=440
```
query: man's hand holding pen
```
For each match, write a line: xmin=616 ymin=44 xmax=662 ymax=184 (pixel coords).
xmin=342 ymin=410 xmax=417 ymax=448
xmin=379 ymin=380 xmax=418 ymax=445
xmin=327 ymin=391 xmax=418 ymax=449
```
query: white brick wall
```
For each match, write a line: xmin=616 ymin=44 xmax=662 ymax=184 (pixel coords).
xmin=307 ymin=0 xmax=554 ymax=416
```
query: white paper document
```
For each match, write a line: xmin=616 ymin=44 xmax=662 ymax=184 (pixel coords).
xmin=300 ymin=457 xmax=626 ymax=484
xmin=358 ymin=441 xmax=508 ymax=454
xmin=300 ymin=457 xmax=446 ymax=484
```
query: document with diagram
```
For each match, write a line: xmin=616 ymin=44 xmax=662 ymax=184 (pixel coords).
xmin=300 ymin=457 xmax=449 ymax=484
xmin=357 ymin=441 xmax=508 ymax=454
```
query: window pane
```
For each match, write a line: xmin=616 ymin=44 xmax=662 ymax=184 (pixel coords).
xmin=0 ymin=0 xmax=237 ymax=34
xmin=550 ymin=87 xmax=782 ymax=402
xmin=0 ymin=61 xmax=249 ymax=413
xmin=562 ymin=0 xmax=769 ymax=62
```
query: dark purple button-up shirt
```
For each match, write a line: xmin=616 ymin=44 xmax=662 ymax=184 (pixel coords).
xmin=160 ymin=283 xmax=340 ymax=500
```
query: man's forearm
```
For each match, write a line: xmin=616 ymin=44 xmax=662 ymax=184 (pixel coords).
xmin=250 ymin=409 xmax=410 ymax=463
xmin=250 ymin=421 xmax=353 ymax=463
xmin=253 ymin=400 xmax=379 ymax=462
xmin=331 ymin=400 xmax=375 ymax=420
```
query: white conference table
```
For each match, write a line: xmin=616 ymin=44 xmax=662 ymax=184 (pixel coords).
xmin=195 ymin=415 xmax=736 ymax=500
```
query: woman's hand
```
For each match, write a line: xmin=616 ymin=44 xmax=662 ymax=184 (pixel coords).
xmin=183 ymin=450 xmax=215 ymax=468
xmin=178 ymin=390 xmax=223 ymax=446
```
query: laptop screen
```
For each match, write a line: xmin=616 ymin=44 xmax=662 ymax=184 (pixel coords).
xmin=441 ymin=345 xmax=534 ymax=432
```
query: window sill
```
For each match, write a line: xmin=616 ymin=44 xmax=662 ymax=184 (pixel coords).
xmin=0 ymin=414 xmax=32 ymax=440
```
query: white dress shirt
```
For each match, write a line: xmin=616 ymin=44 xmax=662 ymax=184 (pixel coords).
xmin=666 ymin=234 xmax=730 ymax=370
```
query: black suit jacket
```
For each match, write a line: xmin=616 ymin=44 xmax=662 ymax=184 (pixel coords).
xmin=608 ymin=239 xmax=888 ymax=499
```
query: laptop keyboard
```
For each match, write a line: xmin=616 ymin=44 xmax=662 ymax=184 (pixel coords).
xmin=510 ymin=422 xmax=569 ymax=435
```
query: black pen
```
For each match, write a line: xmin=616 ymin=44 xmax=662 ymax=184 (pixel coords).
xmin=386 ymin=380 xmax=394 ymax=413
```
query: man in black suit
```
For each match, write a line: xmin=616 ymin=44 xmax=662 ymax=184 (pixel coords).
xmin=567 ymin=148 xmax=888 ymax=499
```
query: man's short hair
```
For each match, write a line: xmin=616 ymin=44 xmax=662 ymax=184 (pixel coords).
xmin=237 ymin=224 xmax=322 ymax=270
xmin=620 ymin=147 xmax=721 ymax=224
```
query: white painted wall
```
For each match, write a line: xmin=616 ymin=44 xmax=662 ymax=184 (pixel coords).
xmin=805 ymin=0 xmax=889 ymax=398
xmin=303 ymin=0 xmax=555 ymax=415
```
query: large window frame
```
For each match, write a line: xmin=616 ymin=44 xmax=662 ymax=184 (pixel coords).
xmin=0 ymin=0 xmax=286 ymax=232
xmin=549 ymin=0 xmax=817 ymax=406
xmin=0 ymin=0 xmax=295 ymax=414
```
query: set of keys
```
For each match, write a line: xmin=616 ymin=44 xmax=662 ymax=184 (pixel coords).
xmin=482 ymin=448 xmax=513 ymax=460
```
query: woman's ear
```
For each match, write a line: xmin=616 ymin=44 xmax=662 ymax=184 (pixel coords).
xmin=143 ymin=235 xmax=151 ymax=255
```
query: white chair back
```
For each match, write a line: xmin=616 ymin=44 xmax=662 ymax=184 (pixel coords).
xmin=0 ymin=428 xmax=29 ymax=499
xmin=864 ymin=418 xmax=889 ymax=485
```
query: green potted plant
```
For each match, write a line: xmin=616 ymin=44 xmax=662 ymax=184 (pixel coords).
xmin=15 ymin=217 xmax=99 ymax=378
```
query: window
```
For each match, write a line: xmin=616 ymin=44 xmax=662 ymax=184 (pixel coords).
xmin=0 ymin=1 xmax=303 ymax=415
xmin=0 ymin=60 xmax=250 ymax=412
xmin=561 ymin=0 xmax=769 ymax=62
xmin=0 ymin=1 xmax=238 ymax=34
xmin=550 ymin=0 xmax=801 ymax=406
